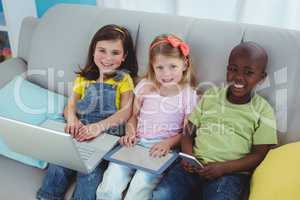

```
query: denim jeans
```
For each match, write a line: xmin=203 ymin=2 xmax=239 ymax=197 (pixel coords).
xmin=37 ymin=80 xmax=123 ymax=200
xmin=151 ymin=162 xmax=250 ymax=200
xmin=97 ymin=138 xmax=163 ymax=200
xmin=37 ymin=162 xmax=108 ymax=200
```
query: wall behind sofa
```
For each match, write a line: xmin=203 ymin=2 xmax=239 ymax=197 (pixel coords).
xmin=35 ymin=0 xmax=96 ymax=17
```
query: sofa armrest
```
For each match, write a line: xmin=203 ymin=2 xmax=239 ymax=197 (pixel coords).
xmin=0 ymin=58 xmax=27 ymax=88
xmin=18 ymin=17 xmax=39 ymax=61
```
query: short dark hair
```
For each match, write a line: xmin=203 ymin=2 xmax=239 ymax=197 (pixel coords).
xmin=230 ymin=41 xmax=268 ymax=71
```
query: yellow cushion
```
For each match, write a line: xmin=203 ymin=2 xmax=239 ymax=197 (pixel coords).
xmin=249 ymin=141 xmax=300 ymax=200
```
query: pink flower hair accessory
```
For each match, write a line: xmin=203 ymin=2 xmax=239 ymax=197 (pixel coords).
xmin=150 ymin=35 xmax=190 ymax=57
xmin=166 ymin=36 xmax=190 ymax=57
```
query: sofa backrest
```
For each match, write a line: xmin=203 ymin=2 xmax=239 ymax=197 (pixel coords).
xmin=18 ymin=4 xmax=300 ymax=144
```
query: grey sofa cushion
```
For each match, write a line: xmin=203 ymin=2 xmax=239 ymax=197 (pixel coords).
xmin=17 ymin=17 xmax=39 ymax=62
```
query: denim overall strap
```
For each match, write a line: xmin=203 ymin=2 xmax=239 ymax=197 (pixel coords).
xmin=76 ymin=83 xmax=117 ymax=124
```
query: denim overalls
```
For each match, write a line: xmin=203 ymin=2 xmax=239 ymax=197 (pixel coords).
xmin=76 ymin=72 xmax=124 ymax=136
xmin=37 ymin=72 xmax=125 ymax=200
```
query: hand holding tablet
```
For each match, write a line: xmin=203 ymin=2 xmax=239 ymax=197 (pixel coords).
xmin=179 ymin=152 xmax=204 ymax=168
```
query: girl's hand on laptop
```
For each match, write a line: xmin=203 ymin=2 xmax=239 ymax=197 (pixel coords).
xmin=65 ymin=117 xmax=83 ymax=138
xmin=149 ymin=141 xmax=171 ymax=158
xmin=119 ymin=134 xmax=137 ymax=147
xmin=76 ymin=122 xmax=104 ymax=142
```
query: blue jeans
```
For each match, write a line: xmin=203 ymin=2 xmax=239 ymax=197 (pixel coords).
xmin=97 ymin=138 xmax=164 ymax=200
xmin=151 ymin=162 xmax=250 ymax=200
xmin=37 ymin=162 xmax=108 ymax=200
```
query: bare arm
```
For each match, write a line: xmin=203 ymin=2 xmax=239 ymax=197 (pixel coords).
xmin=64 ymin=92 xmax=83 ymax=136
xmin=221 ymin=144 xmax=270 ymax=173
xmin=64 ymin=92 xmax=80 ymax=120
xmin=180 ymin=121 xmax=199 ymax=172
xmin=198 ymin=144 xmax=271 ymax=180
xmin=181 ymin=121 xmax=197 ymax=155
xmin=119 ymin=93 xmax=142 ymax=147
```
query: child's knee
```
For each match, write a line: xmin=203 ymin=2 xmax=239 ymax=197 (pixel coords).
xmin=103 ymin=163 xmax=131 ymax=181
xmin=133 ymin=170 xmax=161 ymax=185
xmin=97 ymin=163 xmax=134 ymax=200
xmin=152 ymin=185 xmax=172 ymax=200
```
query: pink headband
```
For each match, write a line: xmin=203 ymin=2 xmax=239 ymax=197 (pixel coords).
xmin=150 ymin=35 xmax=190 ymax=57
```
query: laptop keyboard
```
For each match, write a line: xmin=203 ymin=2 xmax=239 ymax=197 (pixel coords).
xmin=74 ymin=141 xmax=96 ymax=161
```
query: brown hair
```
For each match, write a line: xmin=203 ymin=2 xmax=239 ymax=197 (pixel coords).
xmin=146 ymin=34 xmax=196 ymax=87
xmin=77 ymin=24 xmax=138 ymax=80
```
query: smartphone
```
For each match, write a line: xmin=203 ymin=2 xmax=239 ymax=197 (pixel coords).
xmin=179 ymin=152 xmax=204 ymax=168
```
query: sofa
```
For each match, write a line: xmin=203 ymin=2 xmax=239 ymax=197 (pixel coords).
xmin=0 ymin=4 xmax=300 ymax=200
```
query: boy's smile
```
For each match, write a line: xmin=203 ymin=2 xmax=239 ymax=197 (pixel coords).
xmin=230 ymin=82 xmax=246 ymax=96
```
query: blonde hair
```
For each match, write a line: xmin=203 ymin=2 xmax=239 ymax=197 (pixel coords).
xmin=146 ymin=34 xmax=196 ymax=87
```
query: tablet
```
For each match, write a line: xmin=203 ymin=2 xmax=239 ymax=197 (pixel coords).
xmin=179 ymin=152 xmax=204 ymax=168
xmin=104 ymin=144 xmax=178 ymax=175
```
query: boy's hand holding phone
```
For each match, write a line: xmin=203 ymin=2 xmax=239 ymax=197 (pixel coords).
xmin=179 ymin=152 xmax=204 ymax=173
xmin=181 ymin=160 xmax=196 ymax=173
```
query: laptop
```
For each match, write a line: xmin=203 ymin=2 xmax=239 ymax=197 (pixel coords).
xmin=0 ymin=116 xmax=120 ymax=173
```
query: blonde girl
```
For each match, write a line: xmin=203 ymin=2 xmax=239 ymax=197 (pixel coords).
xmin=97 ymin=34 xmax=197 ymax=200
